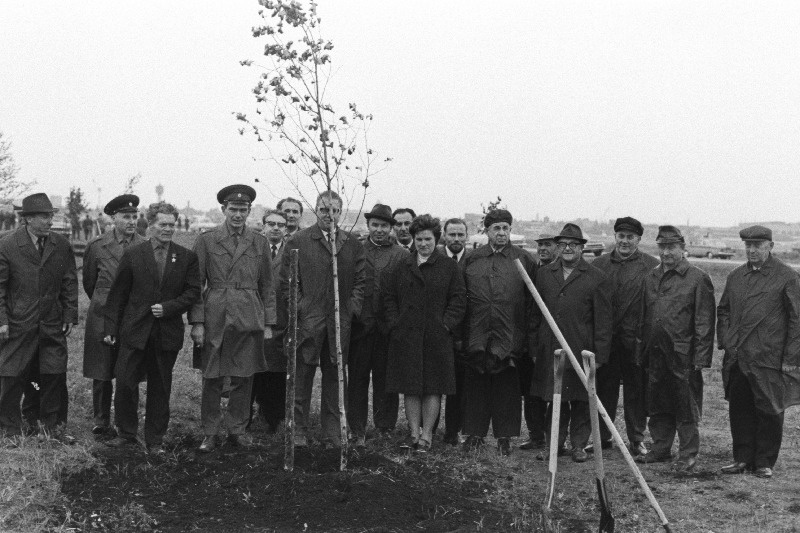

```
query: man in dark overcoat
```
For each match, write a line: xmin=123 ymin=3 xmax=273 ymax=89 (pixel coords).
xmin=592 ymin=216 xmax=659 ymax=456
xmin=392 ymin=208 xmax=416 ymax=251
xmin=347 ymin=204 xmax=406 ymax=445
xmin=280 ymin=191 xmax=365 ymax=447
xmin=636 ymin=226 xmax=715 ymax=471
xmin=190 ymin=185 xmax=276 ymax=452
xmin=461 ymin=209 xmax=538 ymax=455
xmin=0 ymin=193 xmax=78 ymax=438
xmin=530 ymin=223 xmax=612 ymax=462
xmin=250 ymin=209 xmax=288 ymax=432
xmin=82 ymin=194 xmax=146 ymax=437
xmin=717 ymin=225 xmax=800 ymax=479
xmin=103 ymin=202 xmax=200 ymax=452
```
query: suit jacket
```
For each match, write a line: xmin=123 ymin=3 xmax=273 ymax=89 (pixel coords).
xmin=104 ymin=240 xmax=200 ymax=355
xmin=0 ymin=227 xmax=78 ymax=376
xmin=82 ymin=229 xmax=146 ymax=380
xmin=265 ymin=240 xmax=286 ymax=371
xmin=280 ymin=224 xmax=366 ymax=365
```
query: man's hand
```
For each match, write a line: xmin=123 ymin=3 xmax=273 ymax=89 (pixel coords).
xmin=62 ymin=323 xmax=73 ymax=336
xmin=191 ymin=324 xmax=205 ymax=347
xmin=151 ymin=304 xmax=164 ymax=318
xmin=103 ymin=335 xmax=116 ymax=346
xmin=0 ymin=324 xmax=8 ymax=343
xmin=263 ymin=326 xmax=273 ymax=340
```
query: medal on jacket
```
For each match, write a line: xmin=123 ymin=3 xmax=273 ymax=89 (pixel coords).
xmin=171 ymin=253 xmax=177 ymax=263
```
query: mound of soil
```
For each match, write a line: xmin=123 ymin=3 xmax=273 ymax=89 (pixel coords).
xmin=61 ymin=437 xmax=517 ymax=532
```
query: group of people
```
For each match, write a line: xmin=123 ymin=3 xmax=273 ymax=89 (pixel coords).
xmin=0 ymin=188 xmax=798 ymax=482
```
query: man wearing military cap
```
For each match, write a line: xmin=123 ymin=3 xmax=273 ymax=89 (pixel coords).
xmin=717 ymin=225 xmax=800 ymax=479
xmin=635 ymin=225 xmax=715 ymax=471
xmin=591 ymin=216 xmax=659 ymax=456
xmin=190 ymin=184 xmax=277 ymax=452
xmin=82 ymin=194 xmax=146 ymax=437
xmin=0 ymin=193 xmax=78 ymax=438
xmin=461 ymin=209 xmax=538 ymax=455
xmin=347 ymin=204 xmax=406 ymax=445
xmin=530 ymin=223 xmax=612 ymax=462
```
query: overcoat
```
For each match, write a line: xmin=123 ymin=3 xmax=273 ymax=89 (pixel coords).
xmin=189 ymin=224 xmax=277 ymax=378
xmin=103 ymin=240 xmax=201 ymax=384
xmin=462 ymin=244 xmax=538 ymax=371
xmin=0 ymin=227 xmax=78 ymax=376
xmin=353 ymin=238 xmax=407 ymax=338
xmin=640 ymin=260 xmax=715 ymax=421
xmin=280 ymin=224 xmax=366 ymax=365
xmin=530 ymin=257 xmax=612 ymax=402
xmin=82 ymin=229 xmax=146 ymax=380
xmin=717 ymin=254 xmax=800 ymax=415
xmin=384 ymin=249 xmax=466 ymax=395
xmin=264 ymin=242 xmax=286 ymax=372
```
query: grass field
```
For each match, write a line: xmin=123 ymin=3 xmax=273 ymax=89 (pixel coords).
xmin=2 ymin=245 xmax=800 ymax=532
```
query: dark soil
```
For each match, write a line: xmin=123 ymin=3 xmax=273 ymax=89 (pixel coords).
xmin=61 ymin=435 xmax=518 ymax=532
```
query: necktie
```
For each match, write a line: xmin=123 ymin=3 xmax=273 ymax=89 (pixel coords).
xmin=122 ymin=239 xmax=129 ymax=249
xmin=37 ymin=236 xmax=46 ymax=257
xmin=232 ymin=232 xmax=240 ymax=248
xmin=271 ymin=244 xmax=278 ymax=259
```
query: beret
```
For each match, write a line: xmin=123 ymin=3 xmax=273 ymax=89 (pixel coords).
xmin=655 ymin=225 xmax=684 ymax=244
xmin=484 ymin=209 xmax=513 ymax=228
xmin=739 ymin=225 xmax=772 ymax=242
xmin=104 ymin=194 xmax=140 ymax=216
xmin=217 ymin=184 xmax=256 ymax=204
xmin=614 ymin=216 xmax=644 ymax=236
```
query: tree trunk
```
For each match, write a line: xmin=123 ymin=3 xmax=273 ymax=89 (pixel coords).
xmin=329 ymin=218 xmax=349 ymax=471
xmin=284 ymin=249 xmax=299 ymax=472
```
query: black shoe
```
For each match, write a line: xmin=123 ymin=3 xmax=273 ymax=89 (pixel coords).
xmin=519 ymin=438 xmax=545 ymax=450
xmin=462 ymin=435 xmax=484 ymax=452
xmin=497 ymin=437 xmax=511 ymax=456
xmin=536 ymin=446 xmax=568 ymax=461
xmin=584 ymin=440 xmax=613 ymax=453
xmin=673 ymin=456 xmax=697 ymax=472
xmin=721 ymin=461 xmax=749 ymax=474
xmin=635 ymin=451 xmax=672 ymax=464
xmin=399 ymin=436 xmax=419 ymax=451
xmin=572 ymin=448 xmax=589 ymax=463
xmin=92 ymin=425 xmax=108 ymax=435
xmin=754 ymin=467 xmax=773 ymax=479
xmin=106 ymin=436 xmax=138 ymax=448
xmin=443 ymin=433 xmax=460 ymax=446
xmin=630 ymin=441 xmax=648 ymax=456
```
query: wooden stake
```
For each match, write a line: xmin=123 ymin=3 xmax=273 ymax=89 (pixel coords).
xmin=284 ymin=249 xmax=299 ymax=472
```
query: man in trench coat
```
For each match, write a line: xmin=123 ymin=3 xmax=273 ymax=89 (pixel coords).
xmin=717 ymin=225 xmax=800 ymax=479
xmin=530 ymin=223 xmax=612 ymax=462
xmin=0 ymin=193 xmax=78 ymax=437
xmin=82 ymin=194 xmax=146 ymax=437
xmin=280 ymin=190 xmax=365 ymax=447
xmin=636 ymin=226 xmax=715 ymax=471
xmin=190 ymin=185 xmax=276 ymax=452
xmin=461 ymin=209 xmax=538 ymax=455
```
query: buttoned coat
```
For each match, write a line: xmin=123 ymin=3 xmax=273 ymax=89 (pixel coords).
xmin=384 ymin=249 xmax=466 ymax=395
xmin=352 ymin=238 xmax=407 ymax=338
xmin=264 ymin=241 xmax=286 ymax=372
xmin=280 ymin=224 xmax=366 ymax=365
xmin=82 ymin=229 xmax=146 ymax=380
xmin=189 ymin=224 xmax=277 ymax=378
xmin=103 ymin=240 xmax=201 ymax=384
xmin=530 ymin=258 xmax=612 ymax=402
xmin=0 ymin=227 xmax=78 ymax=376
xmin=640 ymin=260 xmax=715 ymax=421
xmin=462 ymin=244 xmax=538 ymax=371
xmin=717 ymin=254 xmax=800 ymax=415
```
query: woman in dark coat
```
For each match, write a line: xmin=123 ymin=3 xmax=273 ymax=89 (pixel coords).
xmin=384 ymin=215 xmax=466 ymax=451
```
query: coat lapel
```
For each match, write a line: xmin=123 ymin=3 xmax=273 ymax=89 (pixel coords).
xmin=215 ymin=226 xmax=237 ymax=258
xmin=142 ymin=240 xmax=161 ymax=288
xmin=231 ymin=228 xmax=253 ymax=266
xmin=40 ymin=232 xmax=57 ymax=264
xmin=311 ymin=225 xmax=333 ymax=255
xmin=160 ymin=242 xmax=176 ymax=288
xmin=14 ymin=228 xmax=41 ymax=265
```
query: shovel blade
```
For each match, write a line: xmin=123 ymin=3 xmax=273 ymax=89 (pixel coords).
xmin=596 ymin=478 xmax=615 ymax=532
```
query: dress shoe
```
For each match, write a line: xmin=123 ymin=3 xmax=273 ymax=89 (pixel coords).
xmin=92 ymin=425 xmax=108 ymax=435
xmin=416 ymin=438 xmax=432 ymax=453
xmin=673 ymin=456 xmax=697 ymax=472
xmin=519 ymin=438 xmax=545 ymax=451
xmin=399 ymin=435 xmax=419 ymax=451
xmin=106 ymin=436 xmax=138 ymax=448
xmin=630 ymin=442 xmax=648 ymax=456
xmin=536 ymin=446 xmax=568 ymax=461
xmin=572 ymin=448 xmax=589 ymax=463
xmin=584 ymin=440 xmax=613 ymax=454
xmin=635 ymin=451 xmax=672 ymax=464
xmin=754 ymin=467 xmax=773 ymax=479
xmin=462 ymin=435 xmax=484 ymax=452
xmin=721 ymin=461 xmax=749 ymax=474
xmin=443 ymin=433 xmax=460 ymax=446
xmin=293 ymin=435 xmax=308 ymax=448
xmin=228 ymin=433 xmax=255 ymax=448
xmin=353 ymin=434 xmax=366 ymax=448
xmin=497 ymin=437 xmax=511 ymax=456
xmin=198 ymin=436 xmax=217 ymax=453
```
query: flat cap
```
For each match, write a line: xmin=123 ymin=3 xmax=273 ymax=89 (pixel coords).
xmin=484 ymin=209 xmax=513 ymax=228
xmin=655 ymin=225 xmax=685 ymax=244
xmin=104 ymin=194 xmax=140 ymax=216
xmin=217 ymin=184 xmax=256 ymax=204
xmin=739 ymin=225 xmax=772 ymax=242
xmin=535 ymin=233 xmax=557 ymax=243
xmin=555 ymin=223 xmax=587 ymax=244
xmin=614 ymin=216 xmax=644 ymax=236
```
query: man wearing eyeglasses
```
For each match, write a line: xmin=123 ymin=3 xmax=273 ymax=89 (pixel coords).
xmin=530 ymin=223 xmax=612 ymax=463
xmin=249 ymin=210 xmax=289 ymax=432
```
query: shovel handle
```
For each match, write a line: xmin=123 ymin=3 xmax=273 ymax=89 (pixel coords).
xmin=583 ymin=351 xmax=605 ymax=479
xmin=545 ymin=349 xmax=566 ymax=509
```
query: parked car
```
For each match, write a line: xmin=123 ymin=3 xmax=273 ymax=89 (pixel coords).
xmin=685 ymin=241 xmax=736 ymax=259
xmin=582 ymin=238 xmax=605 ymax=257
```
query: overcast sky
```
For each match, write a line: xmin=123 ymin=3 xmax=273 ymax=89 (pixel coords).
xmin=2 ymin=1 xmax=799 ymax=227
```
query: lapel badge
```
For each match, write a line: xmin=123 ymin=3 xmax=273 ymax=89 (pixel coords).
xmin=171 ymin=253 xmax=177 ymax=263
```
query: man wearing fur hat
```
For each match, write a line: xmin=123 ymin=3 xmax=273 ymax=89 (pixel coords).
xmin=591 ymin=217 xmax=659 ymax=456
xmin=717 ymin=225 xmax=800 ymax=479
xmin=461 ymin=209 xmax=538 ymax=455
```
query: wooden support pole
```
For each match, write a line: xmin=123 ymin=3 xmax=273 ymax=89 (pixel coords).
xmin=284 ymin=249 xmax=299 ymax=472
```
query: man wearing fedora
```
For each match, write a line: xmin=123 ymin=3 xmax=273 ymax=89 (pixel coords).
xmin=530 ymin=223 xmax=612 ymax=462
xmin=190 ymin=185 xmax=277 ymax=452
xmin=82 ymin=194 xmax=146 ymax=438
xmin=0 ymin=193 xmax=78 ymax=438
xmin=347 ymin=204 xmax=406 ymax=445
xmin=461 ymin=209 xmax=538 ymax=455
xmin=636 ymin=226 xmax=715 ymax=471
xmin=591 ymin=217 xmax=659 ymax=456
xmin=717 ymin=225 xmax=800 ymax=479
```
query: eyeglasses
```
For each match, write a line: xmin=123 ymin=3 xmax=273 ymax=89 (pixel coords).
xmin=557 ymin=242 xmax=583 ymax=250
xmin=265 ymin=221 xmax=287 ymax=228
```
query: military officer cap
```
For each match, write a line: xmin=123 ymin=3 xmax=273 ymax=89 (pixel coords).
xmin=484 ymin=209 xmax=513 ymax=228
xmin=104 ymin=194 xmax=140 ymax=216
xmin=739 ymin=225 xmax=772 ymax=242
xmin=655 ymin=225 xmax=685 ymax=244
xmin=217 ymin=184 xmax=257 ymax=205
xmin=614 ymin=216 xmax=644 ymax=236
xmin=535 ymin=233 xmax=557 ymax=244
xmin=555 ymin=223 xmax=587 ymax=244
